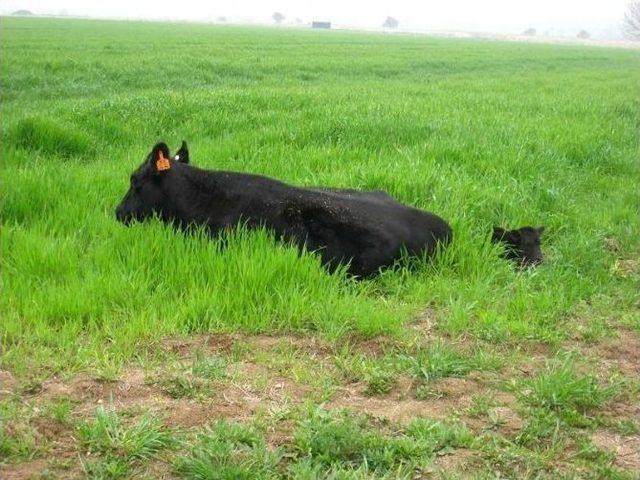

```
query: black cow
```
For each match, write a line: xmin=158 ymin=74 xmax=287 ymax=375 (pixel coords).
xmin=115 ymin=142 xmax=452 ymax=277
xmin=492 ymin=226 xmax=545 ymax=267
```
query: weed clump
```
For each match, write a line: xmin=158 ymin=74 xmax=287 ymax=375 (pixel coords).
xmin=520 ymin=356 xmax=618 ymax=412
xmin=78 ymin=406 xmax=175 ymax=476
xmin=173 ymin=421 xmax=280 ymax=479
xmin=292 ymin=408 xmax=472 ymax=473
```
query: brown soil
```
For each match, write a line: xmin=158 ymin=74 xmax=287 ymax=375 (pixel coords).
xmin=162 ymin=332 xmax=338 ymax=360
xmin=162 ymin=333 xmax=239 ymax=356
xmin=345 ymin=335 xmax=402 ymax=357
xmin=30 ymin=359 xmax=316 ymax=430
xmin=602 ymin=399 xmax=640 ymax=424
xmin=329 ymin=374 xmax=523 ymax=437
xmin=30 ymin=416 xmax=71 ymax=441
xmin=591 ymin=431 xmax=640 ymax=471
xmin=249 ymin=334 xmax=331 ymax=354
xmin=583 ymin=329 xmax=640 ymax=378
xmin=38 ymin=368 xmax=156 ymax=409
xmin=0 ymin=369 xmax=17 ymax=399
xmin=4 ymin=327 xmax=639 ymax=478
xmin=163 ymin=397 xmax=255 ymax=428
xmin=266 ymin=420 xmax=296 ymax=448
xmin=433 ymin=447 xmax=476 ymax=472
xmin=2 ymin=460 xmax=53 ymax=480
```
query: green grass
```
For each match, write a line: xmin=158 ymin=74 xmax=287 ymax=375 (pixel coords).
xmin=2 ymin=17 xmax=639 ymax=476
xmin=1 ymin=17 xmax=639 ymax=376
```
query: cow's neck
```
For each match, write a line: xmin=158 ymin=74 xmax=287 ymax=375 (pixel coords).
xmin=168 ymin=165 xmax=232 ymax=225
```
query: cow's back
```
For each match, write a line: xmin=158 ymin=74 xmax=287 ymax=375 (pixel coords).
xmin=278 ymin=186 xmax=451 ymax=275
xmin=177 ymin=168 xmax=451 ymax=276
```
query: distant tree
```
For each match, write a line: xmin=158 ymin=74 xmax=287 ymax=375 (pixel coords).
xmin=272 ymin=12 xmax=285 ymax=24
xmin=383 ymin=16 xmax=399 ymax=29
xmin=523 ymin=28 xmax=536 ymax=36
xmin=217 ymin=16 xmax=227 ymax=23
xmin=12 ymin=9 xmax=33 ymax=15
xmin=623 ymin=1 xmax=640 ymax=39
xmin=577 ymin=29 xmax=590 ymax=39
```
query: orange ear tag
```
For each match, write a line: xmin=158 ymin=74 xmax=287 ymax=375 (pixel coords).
xmin=156 ymin=151 xmax=171 ymax=171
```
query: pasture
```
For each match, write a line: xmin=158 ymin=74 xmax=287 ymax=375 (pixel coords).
xmin=1 ymin=17 xmax=639 ymax=478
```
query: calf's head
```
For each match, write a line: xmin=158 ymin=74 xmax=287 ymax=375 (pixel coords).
xmin=492 ymin=226 xmax=545 ymax=267
xmin=115 ymin=141 xmax=189 ymax=224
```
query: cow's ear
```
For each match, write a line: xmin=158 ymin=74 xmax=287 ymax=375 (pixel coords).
xmin=174 ymin=140 xmax=189 ymax=164
xmin=149 ymin=142 xmax=171 ymax=174
xmin=492 ymin=227 xmax=506 ymax=241
xmin=536 ymin=226 xmax=545 ymax=236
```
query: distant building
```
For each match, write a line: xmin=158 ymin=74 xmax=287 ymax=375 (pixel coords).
xmin=312 ymin=21 xmax=331 ymax=29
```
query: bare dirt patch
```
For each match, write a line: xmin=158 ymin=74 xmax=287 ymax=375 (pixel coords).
xmin=485 ymin=405 xmax=525 ymax=436
xmin=162 ymin=332 xmax=335 ymax=359
xmin=163 ymin=334 xmax=233 ymax=357
xmin=31 ymin=415 xmax=71 ymax=441
xmin=329 ymin=390 xmax=455 ymax=425
xmin=206 ymin=333 xmax=238 ymax=354
xmin=602 ymin=399 xmax=640 ymax=425
xmin=329 ymin=374 xmax=523 ymax=436
xmin=327 ymin=374 xmax=464 ymax=424
xmin=0 ymin=369 xmax=17 ymax=398
xmin=345 ymin=335 xmax=403 ymax=357
xmin=432 ymin=377 xmax=482 ymax=398
xmin=2 ymin=459 xmax=55 ymax=480
xmin=249 ymin=334 xmax=331 ymax=354
xmin=36 ymin=368 xmax=156 ymax=410
xmin=164 ymin=397 xmax=255 ymax=428
xmin=591 ymin=430 xmax=640 ymax=472
xmin=583 ymin=329 xmax=640 ymax=378
xmin=24 ymin=358 xmax=317 ymax=433
xmin=266 ymin=420 xmax=296 ymax=448
xmin=433 ymin=447 xmax=476 ymax=473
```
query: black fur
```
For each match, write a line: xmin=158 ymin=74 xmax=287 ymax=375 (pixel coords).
xmin=492 ymin=226 xmax=545 ymax=267
xmin=115 ymin=142 xmax=453 ymax=277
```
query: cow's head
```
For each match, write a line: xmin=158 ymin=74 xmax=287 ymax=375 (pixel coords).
xmin=492 ymin=226 xmax=545 ymax=267
xmin=115 ymin=141 xmax=189 ymax=224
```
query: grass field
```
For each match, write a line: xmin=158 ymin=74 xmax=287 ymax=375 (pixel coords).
xmin=1 ymin=16 xmax=639 ymax=479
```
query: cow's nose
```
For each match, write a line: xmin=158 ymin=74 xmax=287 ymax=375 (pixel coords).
xmin=115 ymin=206 xmax=131 ymax=225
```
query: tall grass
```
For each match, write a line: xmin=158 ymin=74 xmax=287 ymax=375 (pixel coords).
xmin=1 ymin=17 xmax=639 ymax=374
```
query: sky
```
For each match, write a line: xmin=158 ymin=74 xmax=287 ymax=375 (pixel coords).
xmin=0 ymin=0 xmax=632 ymax=38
